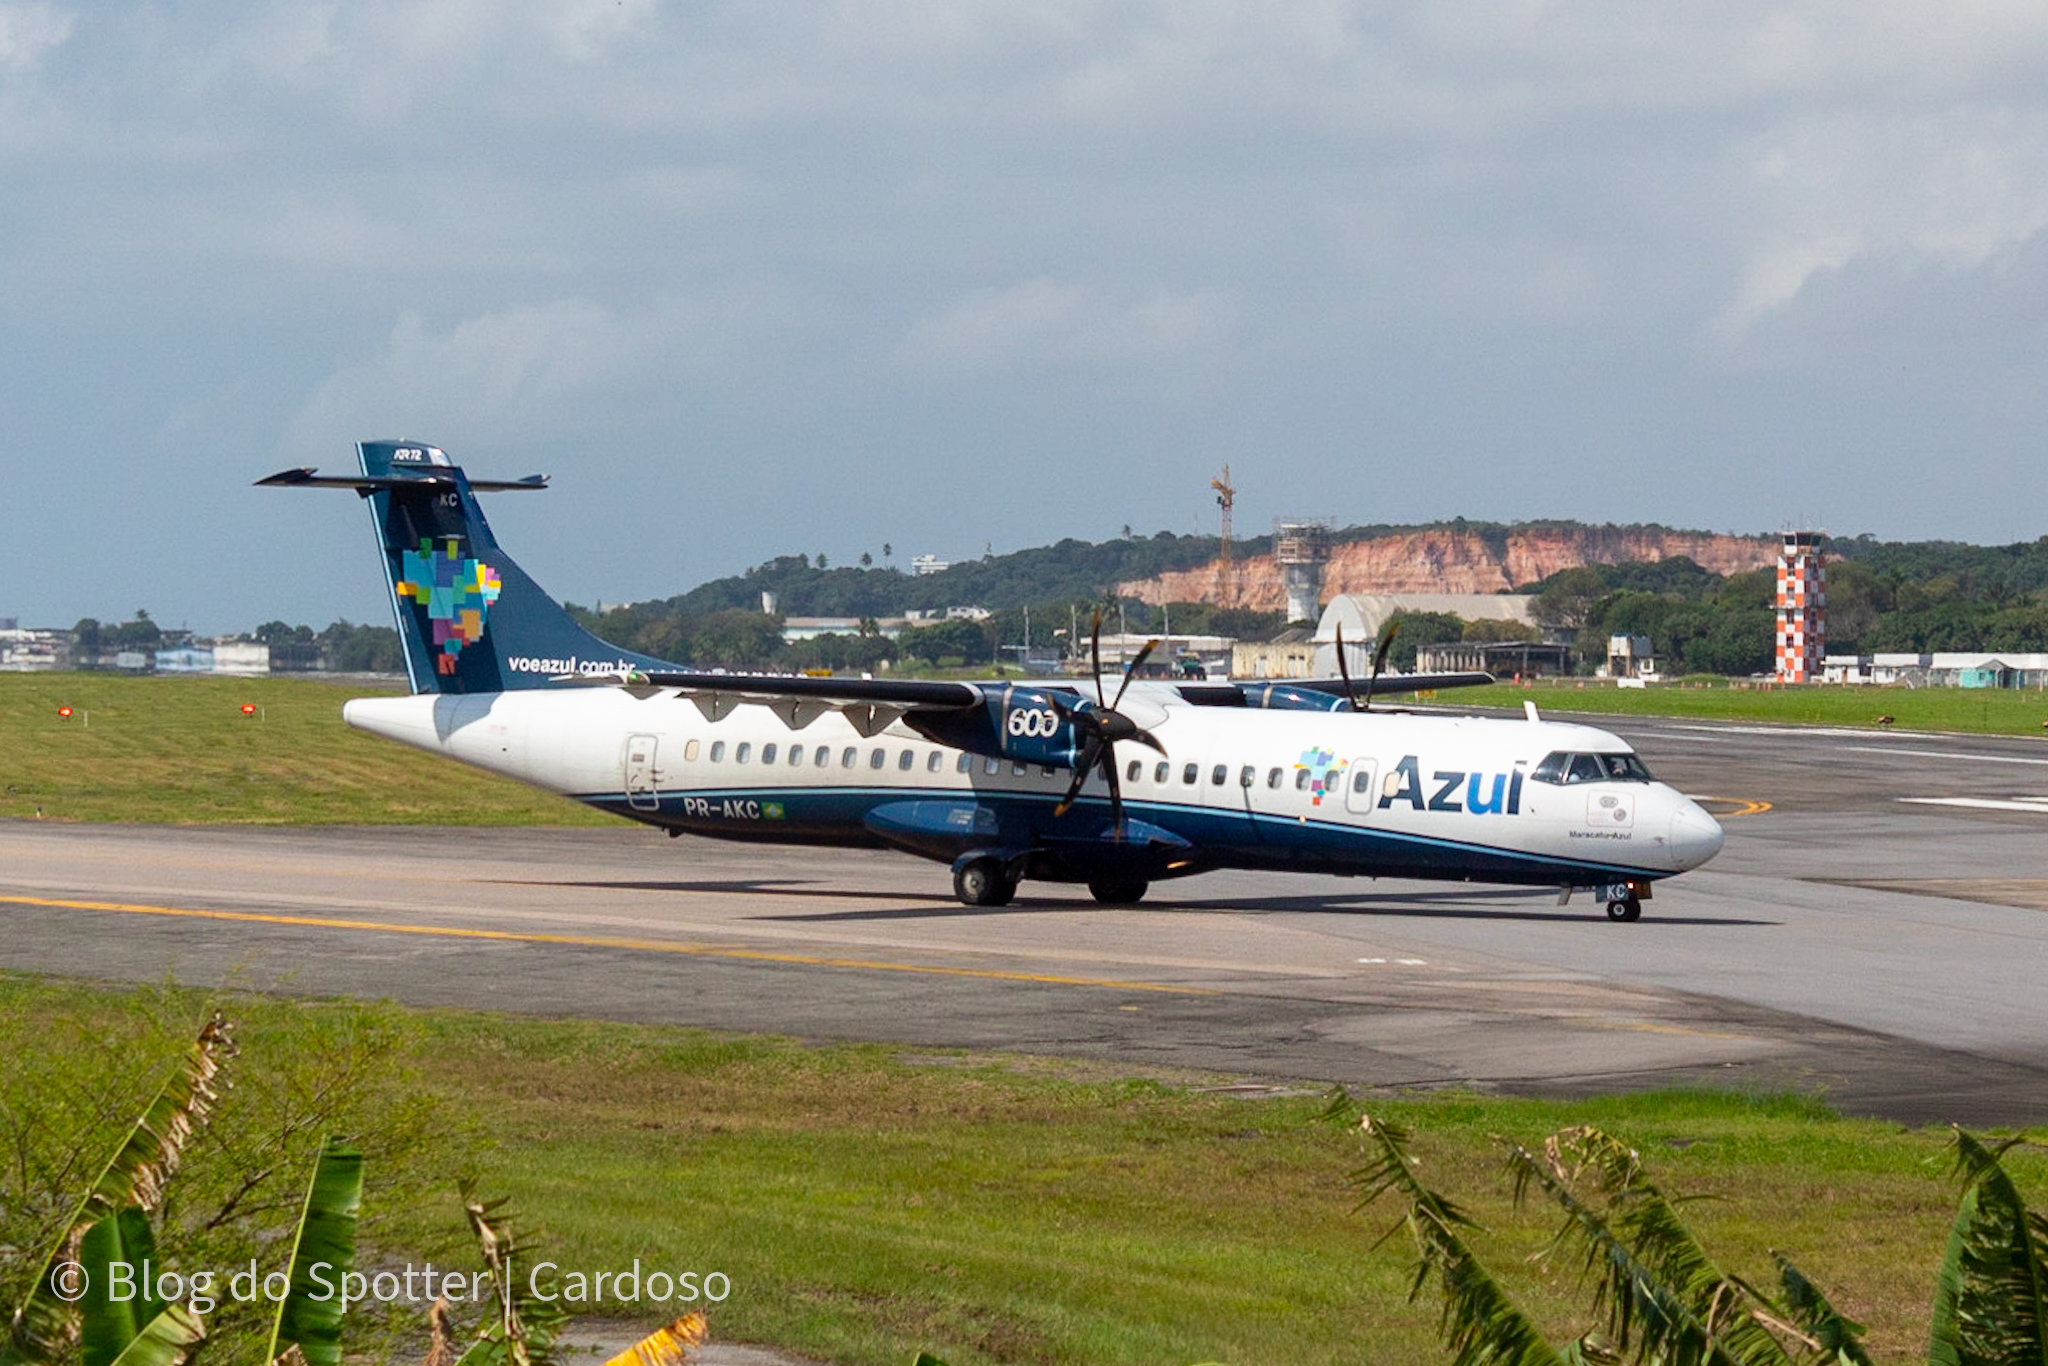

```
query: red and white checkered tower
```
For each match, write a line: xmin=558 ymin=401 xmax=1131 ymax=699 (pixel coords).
xmin=1775 ymin=532 xmax=1825 ymax=683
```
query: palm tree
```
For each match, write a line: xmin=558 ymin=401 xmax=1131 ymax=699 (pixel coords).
xmin=1337 ymin=1089 xmax=2042 ymax=1366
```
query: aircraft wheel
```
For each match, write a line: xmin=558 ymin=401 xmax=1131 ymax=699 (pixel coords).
xmin=1605 ymin=896 xmax=1643 ymax=922
xmin=954 ymin=858 xmax=1012 ymax=908
xmin=1088 ymin=877 xmax=1149 ymax=906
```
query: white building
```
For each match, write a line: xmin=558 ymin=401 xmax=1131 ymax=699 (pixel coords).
xmin=1313 ymin=594 xmax=1538 ymax=677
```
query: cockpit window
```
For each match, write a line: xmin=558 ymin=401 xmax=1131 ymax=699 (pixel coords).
xmin=1532 ymin=750 xmax=1656 ymax=785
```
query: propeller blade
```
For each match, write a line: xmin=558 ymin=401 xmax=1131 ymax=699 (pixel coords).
xmin=1126 ymin=727 xmax=1165 ymax=756
xmin=1090 ymin=608 xmax=1106 ymax=708
xmin=1103 ymin=743 xmax=1125 ymax=839
xmin=1334 ymin=622 xmax=1360 ymax=711
xmin=1109 ymin=638 xmax=1159 ymax=710
xmin=1053 ymin=737 xmax=1102 ymax=817
xmin=1361 ymin=621 xmax=1400 ymax=713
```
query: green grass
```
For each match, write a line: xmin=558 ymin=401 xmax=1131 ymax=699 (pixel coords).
xmin=1448 ymin=676 xmax=2048 ymax=735
xmin=3 ymin=974 xmax=2033 ymax=1366
xmin=0 ymin=673 xmax=613 ymax=824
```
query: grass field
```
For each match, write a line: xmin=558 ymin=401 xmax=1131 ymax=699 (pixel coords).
xmin=0 ymin=673 xmax=612 ymax=824
xmin=1447 ymin=676 xmax=2048 ymax=735
xmin=2 ymin=973 xmax=2036 ymax=1366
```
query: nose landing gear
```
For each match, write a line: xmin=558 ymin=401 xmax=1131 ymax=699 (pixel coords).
xmin=1601 ymin=879 xmax=1650 ymax=922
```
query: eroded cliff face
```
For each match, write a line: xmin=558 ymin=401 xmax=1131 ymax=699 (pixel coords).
xmin=1116 ymin=527 xmax=1777 ymax=611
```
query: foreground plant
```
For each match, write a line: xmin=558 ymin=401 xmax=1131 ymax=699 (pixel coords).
xmin=1338 ymin=1090 xmax=2044 ymax=1366
xmin=1 ymin=1011 xmax=705 ymax=1366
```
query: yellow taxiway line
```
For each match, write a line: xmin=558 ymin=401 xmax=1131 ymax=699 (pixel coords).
xmin=0 ymin=893 xmax=1214 ymax=996
xmin=1688 ymin=795 xmax=1773 ymax=817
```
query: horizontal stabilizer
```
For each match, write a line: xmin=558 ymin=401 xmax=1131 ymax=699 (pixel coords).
xmin=255 ymin=467 xmax=549 ymax=493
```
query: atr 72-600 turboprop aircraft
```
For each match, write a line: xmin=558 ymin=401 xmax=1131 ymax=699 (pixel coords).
xmin=262 ymin=441 xmax=1723 ymax=919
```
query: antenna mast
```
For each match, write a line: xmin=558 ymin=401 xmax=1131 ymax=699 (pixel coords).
xmin=1210 ymin=464 xmax=1236 ymax=602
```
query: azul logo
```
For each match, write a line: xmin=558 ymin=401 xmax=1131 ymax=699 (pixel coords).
xmin=1378 ymin=756 xmax=1527 ymax=816
xmin=1293 ymin=746 xmax=1348 ymax=806
xmin=396 ymin=538 xmax=502 ymax=675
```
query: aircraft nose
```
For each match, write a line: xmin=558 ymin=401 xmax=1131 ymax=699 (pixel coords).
xmin=1667 ymin=799 xmax=1725 ymax=871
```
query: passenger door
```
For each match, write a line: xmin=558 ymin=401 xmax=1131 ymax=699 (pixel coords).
xmin=624 ymin=733 xmax=660 ymax=811
xmin=1343 ymin=758 xmax=1378 ymax=817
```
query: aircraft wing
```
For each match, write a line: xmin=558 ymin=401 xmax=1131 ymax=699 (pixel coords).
xmin=626 ymin=669 xmax=995 ymax=737
xmin=1176 ymin=671 xmax=1495 ymax=705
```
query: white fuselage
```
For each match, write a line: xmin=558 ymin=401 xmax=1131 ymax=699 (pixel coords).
xmin=343 ymin=688 xmax=1724 ymax=889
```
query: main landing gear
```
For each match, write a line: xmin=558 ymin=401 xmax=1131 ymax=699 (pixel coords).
xmin=1087 ymin=877 xmax=1149 ymax=906
xmin=953 ymin=856 xmax=1018 ymax=908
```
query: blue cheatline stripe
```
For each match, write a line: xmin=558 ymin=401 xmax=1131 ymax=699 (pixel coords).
xmin=577 ymin=782 xmax=1666 ymax=882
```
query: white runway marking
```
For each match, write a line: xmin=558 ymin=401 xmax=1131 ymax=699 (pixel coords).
xmin=1901 ymin=796 xmax=2048 ymax=813
xmin=1849 ymin=746 xmax=2048 ymax=767
xmin=1356 ymin=957 xmax=1428 ymax=965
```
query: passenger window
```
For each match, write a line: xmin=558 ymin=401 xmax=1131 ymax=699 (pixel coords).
xmin=984 ymin=756 xmax=1000 ymax=775
xmin=735 ymin=742 xmax=751 ymax=764
xmin=1127 ymin=759 xmax=1142 ymax=782
xmin=928 ymin=751 xmax=944 ymax=773
xmin=1239 ymin=765 xmax=1255 ymax=788
xmin=956 ymin=753 xmax=972 ymax=774
xmin=1012 ymin=761 xmax=1027 ymax=776
xmin=1566 ymin=754 xmax=1605 ymax=785
xmin=1155 ymin=762 xmax=1169 ymax=783
xmin=899 ymin=749 xmax=915 ymax=771
xmin=761 ymin=743 xmax=777 ymax=765
xmin=1210 ymin=765 xmax=1227 ymax=786
xmin=710 ymin=740 xmax=726 ymax=763
xmin=870 ymin=748 xmax=886 ymax=770
xmin=841 ymin=747 xmax=857 ymax=769
xmin=1352 ymin=769 xmax=1370 ymax=793
xmin=815 ymin=745 xmax=831 ymax=767
xmin=684 ymin=739 xmax=700 ymax=762
xmin=1041 ymin=765 xmax=1056 ymax=778
xmin=791 ymin=744 xmax=804 ymax=766
xmin=1266 ymin=767 xmax=1282 ymax=789
xmin=1181 ymin=763 xmax=1198 ymax=784
xmin=1296 ymin=768 xmax=1310 ymax=791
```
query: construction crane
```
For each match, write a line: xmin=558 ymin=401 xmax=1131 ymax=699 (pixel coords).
xmin=1210 ymin=465 xmax=1236 ymax=601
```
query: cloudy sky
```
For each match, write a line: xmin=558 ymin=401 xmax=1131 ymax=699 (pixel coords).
xmin=7 ymin=2 xmax=2048 ymax=632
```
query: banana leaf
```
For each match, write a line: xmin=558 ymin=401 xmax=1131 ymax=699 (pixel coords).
xmin=79 ymin=1208 xmax=166 ymax=1366
xmin=2 ymin=1013 xmax=234 ymax=1366
xmin=104 ymin=1306 xmax=203 ymax=1366
xmin=267 ymin=1136 xmax=364 ymax=1366
xmin=1929 ymin=1127 xmax=2048 ymax=1366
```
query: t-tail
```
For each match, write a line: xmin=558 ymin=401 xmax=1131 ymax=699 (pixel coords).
xmin=258 ymin=440 xmax=678 ymax=695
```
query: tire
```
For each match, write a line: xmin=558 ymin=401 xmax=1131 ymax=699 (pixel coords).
xmin=1605 ymin=897 xmax=1642 ymax=922
xmin=954 ymin=858 xmax=1006 ymax=907
xmin=1088 ymin=877 xmax=1149 ymax=906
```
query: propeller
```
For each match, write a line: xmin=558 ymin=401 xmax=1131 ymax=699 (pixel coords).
xmin=1048 ymin=610 xmax=1165 ymax=836
xmin=1335 ymin=620 xmax=1400 ymax=712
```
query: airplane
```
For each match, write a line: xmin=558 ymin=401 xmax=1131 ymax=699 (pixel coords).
xmin=260 ymin=441 xmax=1724 ymax=921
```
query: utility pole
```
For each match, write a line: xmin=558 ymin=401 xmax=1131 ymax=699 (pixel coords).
xmin=1211 ymin=465 xmax=1236 ymax=603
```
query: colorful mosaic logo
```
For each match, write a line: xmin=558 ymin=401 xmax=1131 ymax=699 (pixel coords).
xmin=396 ymin=538 xmax=502 ymax=675
xmin=1294 ymin=746 xmax=1349 ymax=806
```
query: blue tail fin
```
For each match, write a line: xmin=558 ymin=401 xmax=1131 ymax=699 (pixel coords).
xmin=264 ymin=441 xmax=679 ymax=695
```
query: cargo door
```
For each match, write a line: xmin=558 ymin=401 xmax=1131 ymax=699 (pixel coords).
xmin=624 ymin=733 xmax=660 ymax=811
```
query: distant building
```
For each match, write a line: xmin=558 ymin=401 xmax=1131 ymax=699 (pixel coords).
xmin=211 ymin=641 xmax=271 ymax=675
xmin=1823 ymin=652 xmax=2048 ymax=688
xmin=1416 ymin=641 xmax=1573 ymax=678
xmin=1232 ymin=626 xmax=1316 ymax=679
xmin=156 ymin=647 xmax=214 ymax=673
xmin=1314 ymin=594 xmax=1539 ymax=677
xmin=781 ymin=616 xmax=909 ymax=642
xmin=0 ymin=627 xmax=67 ymax=671
xmin=911 ymin=554 xmax=950 ymax=576
xmin=1604 ymin=634 xmax=1657 ymax=680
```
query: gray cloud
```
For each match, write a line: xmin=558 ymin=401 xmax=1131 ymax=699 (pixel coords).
xmin=6 ymin=2 xmax=2048 ymax=630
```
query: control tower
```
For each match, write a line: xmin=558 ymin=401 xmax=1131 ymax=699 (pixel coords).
xmin=1275 ymin=519 xmax=1332 ymax=624
xmin=1775 ymin=531 xmax=1826 ymax=683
